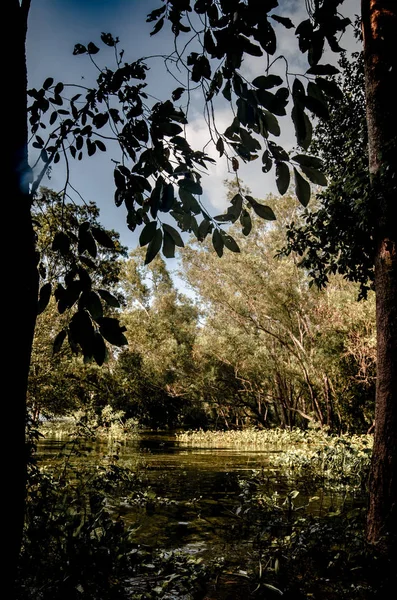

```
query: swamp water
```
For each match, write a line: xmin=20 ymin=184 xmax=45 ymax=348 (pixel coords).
xmin=37 ymin=431 xmax=365 ymax=560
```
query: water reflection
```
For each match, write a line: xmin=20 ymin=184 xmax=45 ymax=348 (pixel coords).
xmin=37 ymin=431 xmax=365 ymax=555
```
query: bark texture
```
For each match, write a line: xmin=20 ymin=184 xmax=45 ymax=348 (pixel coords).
xmin=6 ymin=0 xmax=38 ymax=591
xmin=362 ymin=0 xmax=397 ymax=555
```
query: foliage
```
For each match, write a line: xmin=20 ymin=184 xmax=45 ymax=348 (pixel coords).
xmin=282 ymin=42 xmax=375 ymax=297
xmin=180 ymin=185 xmax=376 ymax=432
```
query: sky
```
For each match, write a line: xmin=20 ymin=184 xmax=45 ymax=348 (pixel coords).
xmin=26 ymin=0 xmax=361 ymax=266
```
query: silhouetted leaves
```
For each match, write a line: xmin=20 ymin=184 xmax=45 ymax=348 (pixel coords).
xmin=37 ymin=283 xmax=52 ymax=315
xmin=294 ymin=167 xmax=311 ymax=206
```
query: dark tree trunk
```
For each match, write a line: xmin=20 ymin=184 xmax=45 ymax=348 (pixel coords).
xmin=6 ymin=0 xmax=38 ymax=592
xmin=362 ymin=0 xmax=397 ymax=555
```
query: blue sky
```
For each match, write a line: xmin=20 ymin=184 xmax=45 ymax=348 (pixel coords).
xmin=26 ymin=0 xmax=361 ymax=262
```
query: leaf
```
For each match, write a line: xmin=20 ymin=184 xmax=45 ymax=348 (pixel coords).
xmin=52 ymin=231 xmax=70 ymax=255
xmin=37 ymin=283 xmax=52 ymax=315
xmin=276 ymin=162 xmax=290 ymax=195
xmin=240 ymin=210 xmax=252 ymax=236
xmin=101 ymin=32 xmax=117 ymax=46
xmin=85 ymin=291 xmax=103 ymax=320
xmin=160 ymin=183 xmax=175 ymax=212
xmin=139 ymin=221 xmax=158 ymax=246
xmin=69 ymin=310 xmax=95 ymax=357
xmin=78 ymin=227 xmax=97 ymax=258
xmin=43 ymin=77 xmax=54 ymax=90
xmin=179 ymin=188 xmax=201 ymax=214
xmin=252 ymin=74 xmax=283 ymax=89
xmin=271 ymin=14 xmax=295 ymax=28
xmin=162 ymin=223 xmax=184 ymax=247
xmin=216 ymin=137 xmax=224 ymax=157
xmin=198 ymin=218 xmax=212 ymax=241
xmin=98 ymin=289 xmax=121 ymax=308
xmin=54 ymin=82 xmax=64 ymax=95
xmin=172 ymin=87 xmax=185 ymax=101
xmin=162 ymin=231 xmax=176 ymax=258
xmin=291 ymin=154 xmax=324 ymax=170
xmin=53 ymin=329 xmax=67 ymax=354
xmin=315 ymin=77 xmax=343 ymax=101
xmin=145 ymin=228 xmax=163 ymax=264
xmin=263 ymin=110 xmax=280 ymax=136
xmin=178 ymin=178 xmax=203 ymax=195
xmin=299 ymin=165 xmax=327 ymax=186
xmin=212 ymin=229 xmax=224 ymax=257
xmin=91 ymin=227 xmax=115 ymax=249
xmin=93 ymin=332 xmax=107 ymax=366
xmin=250 ymin=200 xmax=276 ymax=220
xmin=97 ymin=317 xmax=128 ymax=346
xmin=262 ymin=583 xmax=284 ymax=595
xmin=73 ymin=44 xmax=87 ymax=55
xmin=307 ymin=64 xmax=340 ymax=75
xmin=150 ymin=16 xmax=165 ymax=36
xmin=221 ymin=232 xmax=240 ymax=253
xmin=294 ymin=167 xmax=311 ymax=207
xmin=87 ymin=42 xmax=100 ymax=55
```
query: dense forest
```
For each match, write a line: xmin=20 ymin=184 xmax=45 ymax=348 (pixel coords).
xmin=8 ymin=0 xmax=397 ymax=597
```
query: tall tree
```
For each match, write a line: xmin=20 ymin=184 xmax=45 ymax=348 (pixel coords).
xmin=361 ymin=0 xmax=397 ymax=553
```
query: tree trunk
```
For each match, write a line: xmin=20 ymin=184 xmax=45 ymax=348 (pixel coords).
xmin=362 ymin=0 xmax=397 ymax=555
xmin=6 ymin=0 xmax=38 ymax=592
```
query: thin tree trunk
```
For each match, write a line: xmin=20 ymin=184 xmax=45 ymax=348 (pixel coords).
xmin=362 ymin=0 xmax=397 ymax=556
xmin=6 ymin=0 xmax=38 ymax=592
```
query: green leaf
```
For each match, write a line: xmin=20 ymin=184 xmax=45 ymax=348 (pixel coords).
xmin=221 ymin=232 xmax=240 ymax=253
xmin=252 ymin=74 xmax=283 ymax=89
xmin=250 ymin=200 xmax=276 ymax=221
xmin=91 ymin=227 xmax=115 ymax=249
xmin=276 ymin=162 xmax=290 ymax=195
xmin=145 ymin=228 xmax=163 ymax=264
xmin=162 ymin=231 xmax=176 ymax=258
xmin=299 ymin=165 xmax=327 ymax=186
xmin=239 ymin=210 xmax=252 ymax=236
xmin=162 ymin=223 xmax=184 ymax=247
xmin=37 ymin=283 xmax=52 ymax=315
xmin=198 ymin=218 xmax=212 ymax=241
xmin=98 ymin=289 xmax=121 ymax=308
xmin=97 ymin=317 xmax=128 ymax=346
xmin=294 ymin=167 xmax=311 ymax=207
xmin=53 ymin=329 xmax=67 ymax=355
xmin=139 ymin=221 xmax=158 ymax=246
xmin=212 ymin=229 xmax=224 ymax=257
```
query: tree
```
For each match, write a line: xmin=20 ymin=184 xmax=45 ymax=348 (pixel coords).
xmin=28 ymin=191 xmax=127 ymax=418
xmin=181 ymin=186 xmax=376 ymax=432
xmin=8 ymin=0 xmax=397 ymax=588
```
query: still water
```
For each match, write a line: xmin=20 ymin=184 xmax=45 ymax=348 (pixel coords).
xmin=38 ymin=431 xmax=363 ymax=556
